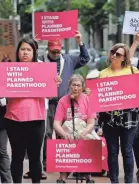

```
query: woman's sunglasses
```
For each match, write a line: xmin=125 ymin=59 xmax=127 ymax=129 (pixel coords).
xmin=110 ymin=50 xmax=124 ymax=58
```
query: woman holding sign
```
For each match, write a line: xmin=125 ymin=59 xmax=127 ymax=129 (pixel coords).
xmin=98 ymin=43 xmax=139 ymax=183
xmin=4 ymin=37 xmax=61 ymax=183
xmin=54 ymin=74 xmax=96 ymax=183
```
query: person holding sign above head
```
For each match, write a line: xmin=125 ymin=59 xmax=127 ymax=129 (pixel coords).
xmin=54 ymin=74 xmax=96 ymax=183
xmin=4 ymin=37 xmax=61 ymax=183
xmin=98 ymin=43 xmax=139 ymax=183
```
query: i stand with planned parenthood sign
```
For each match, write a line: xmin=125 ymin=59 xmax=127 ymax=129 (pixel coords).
xmin=47 ymin=95 xmax=102 ymax=183
xmin=34 ymin=10 xmax=78 ymax=40
xmin=86 ymin=74 xmax=139 ymax=112
xmin=47 ymin=139 xmax=102 ymax=173
xmin=0 ymin=62 xmax=57 ymax=97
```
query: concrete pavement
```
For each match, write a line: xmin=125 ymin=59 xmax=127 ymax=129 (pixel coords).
xmin=22 ymin=154 xmax=137 ymax=183
xmin=7 ymin=142 xmax=138 ymax=183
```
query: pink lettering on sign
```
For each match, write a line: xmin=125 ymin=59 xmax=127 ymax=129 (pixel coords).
xmin=0 ymin=62 xmax=57 ymax=97
xmin=86 ymin=74 xmax=139 ymax=112
xmin=47 ymin=139 xmax=102 ymax=172
xmin=34 ymin=10 xmax=78 ymax=40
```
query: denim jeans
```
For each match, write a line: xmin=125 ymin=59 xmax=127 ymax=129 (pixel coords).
xmin=133 ymin=124 xmax=139 ymax=169
xmin=0 ymin=129 xmax=12 ymax=183
xmin=103 ymin=124 xmax=136 ymax=183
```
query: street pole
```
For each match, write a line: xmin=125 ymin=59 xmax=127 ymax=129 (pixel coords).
xmin=108 ymin=0 xmax=113 ymax=49
xmin=65 ymin=0 xmax=70 ymax=54
xmin=124 ymin=0 xmax=130 ymax=45
xmin=116 ymin=0 xmax=121 ymax=43
xmin=31 ymin=0 xmax=35 ymax=38
xmin=12 ymin=0 xmax=18 ymax=54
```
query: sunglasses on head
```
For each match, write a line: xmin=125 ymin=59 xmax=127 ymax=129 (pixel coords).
xmin=50 ymin=50 xmax=61 ymax=54
xmin=110 ymin=49 xmax=124 ymax=58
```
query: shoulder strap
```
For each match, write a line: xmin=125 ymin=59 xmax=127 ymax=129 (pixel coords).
xmin=130 ymin=66 xmax=134 ymax=74
xmin=70 ymin=98 xmax=75 ymax=139
xmin=137 ymin=60 xmax=139 ymax=69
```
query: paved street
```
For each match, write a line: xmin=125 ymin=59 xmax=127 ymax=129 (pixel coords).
xmin=22 ymin=153 xmax=137 ymax=183
xmin=7 ymin=142 xmax=137 ymax=183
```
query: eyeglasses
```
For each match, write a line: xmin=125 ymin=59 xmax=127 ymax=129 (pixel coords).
xmin=110 ymin=50 xmax=125 ymax=58
xmin=71 ymin=84 xmax=82 ymax=88
xmin=50 ymin=50 xmax=61 ymax=54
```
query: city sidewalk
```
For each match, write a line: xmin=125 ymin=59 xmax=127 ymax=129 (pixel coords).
xmin=7 ymin=141 xmax=137 ymax=183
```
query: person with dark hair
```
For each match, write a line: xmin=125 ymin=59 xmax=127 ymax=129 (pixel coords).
xmin=16 ymin=37 xmax=38 ymax=62
xmin=0 ymin=98 xmax=12 ymax=183
xmin=24 ymin=31 xmax=90 ymax=179
xmin=4 ymin=37 xmax=61 ymax=183
xmin=99 ymin=43 xmax=139 ymax=183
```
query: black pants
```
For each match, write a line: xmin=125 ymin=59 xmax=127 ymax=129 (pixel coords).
xmin=43 ymin=102 xmax=58 ymax=171
xmin=133 ymin=124 xmax=139 ymax=169
xmin=5 ymin=118 xmax=45 ymax=183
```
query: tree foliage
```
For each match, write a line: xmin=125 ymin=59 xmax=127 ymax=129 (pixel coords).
xmin=0 ymin=0 xmax=14 ymax=18
xmin=46 ymin=0 xmax=109 ymax=32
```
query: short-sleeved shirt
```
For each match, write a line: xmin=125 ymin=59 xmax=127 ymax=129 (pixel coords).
xmin=5 ymin=97 xmax=45 ymax=122
xmin=99 ymin=65 xmax=138 ymax=78
xmin=54 ymin=93 xmax=96 ymax=122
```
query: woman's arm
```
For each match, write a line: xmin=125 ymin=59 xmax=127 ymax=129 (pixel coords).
xmin=130 ymin=33 xmax=139 ymax=58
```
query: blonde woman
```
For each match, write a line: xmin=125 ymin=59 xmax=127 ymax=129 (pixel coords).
xmin=99 ymin=43 xmax=139 ymax=183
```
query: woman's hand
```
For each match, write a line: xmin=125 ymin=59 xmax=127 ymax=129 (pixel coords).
xmin=63 ymin=132 xmax=72 ymax=140
xmin=55 ymin=75 xmax=62 ymax=87
xmin=84 ymin=88 xmax=91 ymax=96
xmin=135 ymin=32 xmax=139 ymax=43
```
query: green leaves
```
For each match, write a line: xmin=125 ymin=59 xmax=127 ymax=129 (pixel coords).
xmin=25 ymin=0 xmax=48 ymax=13
xmin=0 ymin=0 xmax=14 ymax=18
xmin=70 ymin=0 xmax=94 ymax=9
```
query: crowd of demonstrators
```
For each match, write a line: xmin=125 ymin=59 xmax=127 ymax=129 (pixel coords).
xmin=23 ymin=30 xmax=90 ymax=179
xmin=1 ymin=30 xmax=139 ymax=184
xmin=39 ymin=31 xmax=90 ymax=175
xmin=98 ymin=43 xmax=139 ymax=183
xmin=54 ymin=74 xmax=96 ymax=183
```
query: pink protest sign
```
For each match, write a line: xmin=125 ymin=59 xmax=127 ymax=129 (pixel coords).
xmin=47 ymin=139 xmax=102 ymax=172
xmin=86 ymin=74 xmax=139 ymax=112
xmin=34 ymin=10 xmax=78 ymax=40
xmin=101 ymin=137 xmax=109 ymax=171
xmin=0 ymin=62 xmax=57 ymax=97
